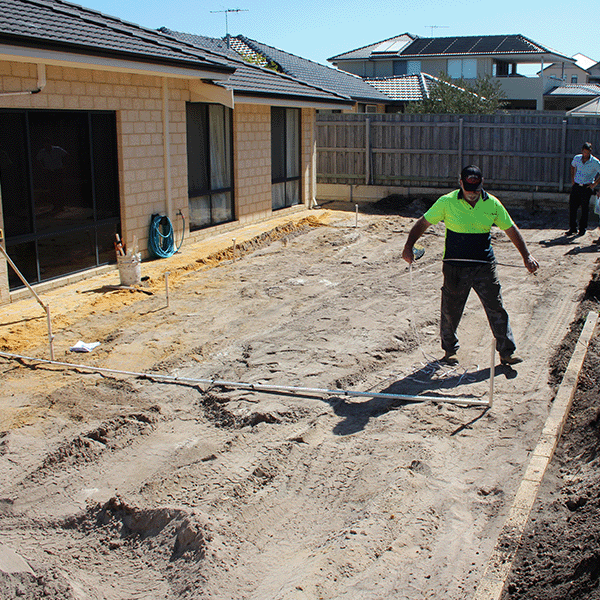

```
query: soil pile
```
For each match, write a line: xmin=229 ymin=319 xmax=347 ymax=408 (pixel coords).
xmin=0 ymin=204 xmax=599 ymax=599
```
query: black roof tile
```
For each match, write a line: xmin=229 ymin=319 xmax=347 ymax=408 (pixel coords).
xmin=0 ymin=0 xmax=234 ymax=73
xmin=235 ymin=36 xmax=389 ymax=103
xmin=160 ymin=29 xmax=353 ymax=105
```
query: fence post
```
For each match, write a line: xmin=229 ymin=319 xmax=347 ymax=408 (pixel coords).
xmin=559 ymin=119 xmax=567 ymax=193
xmin=458 ymin=118 xmax=464 ymax=173
xmin=365 ymin=117 xmax=371 ymax=185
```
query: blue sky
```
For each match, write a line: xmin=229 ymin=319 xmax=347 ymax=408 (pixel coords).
xmin=82 ymin=0 xmax=598 ymax=69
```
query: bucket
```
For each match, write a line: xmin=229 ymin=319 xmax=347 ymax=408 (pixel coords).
xmin=117 ymin=253 xmax=142 ymax=286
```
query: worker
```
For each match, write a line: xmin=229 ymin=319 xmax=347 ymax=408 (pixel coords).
xmin=567 ymin=142 xmax=600 ymax=236
xmin=402 ymin=165 xmax=539 ymax=366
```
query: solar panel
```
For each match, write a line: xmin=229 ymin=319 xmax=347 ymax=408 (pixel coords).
xmin=446 ymin=37 xmax=479 ymax=54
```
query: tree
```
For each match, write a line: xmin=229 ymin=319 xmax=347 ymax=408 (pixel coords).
xmin=407 ymin=73 xmax=507 ymax=114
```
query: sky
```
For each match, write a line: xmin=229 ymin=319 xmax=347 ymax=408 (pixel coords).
xmin=80 ymin=0 xmax=598 ymax=70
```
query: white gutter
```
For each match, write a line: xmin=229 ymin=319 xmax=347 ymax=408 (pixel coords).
xmin=0 ymin=62 xmax=46 ymax=96
xmin=162 ymin=78 xmax=173 ymax=220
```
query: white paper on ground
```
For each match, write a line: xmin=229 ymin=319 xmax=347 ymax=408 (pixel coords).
xmin=69 ymin=340 xmax=101 ymax=352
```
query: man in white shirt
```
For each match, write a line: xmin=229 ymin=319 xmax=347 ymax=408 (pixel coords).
xmin=568 ymin=142 xmax=600 ymax=236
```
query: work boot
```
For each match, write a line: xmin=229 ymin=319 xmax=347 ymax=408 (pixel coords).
xmin=442 ymin=351 xmax=459 ymax=365
xmin=500 ymin=353 xmax=523 ymax=366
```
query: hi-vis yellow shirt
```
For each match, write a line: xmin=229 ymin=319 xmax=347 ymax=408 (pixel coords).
xmin=423 ymin=189 xmax=514 ymax=262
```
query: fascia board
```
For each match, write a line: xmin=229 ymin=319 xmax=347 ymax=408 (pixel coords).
xmin=233 ymin=93 xmax=353 ymax=110
xmin=0 ymin=44 xmax=234 ymax=80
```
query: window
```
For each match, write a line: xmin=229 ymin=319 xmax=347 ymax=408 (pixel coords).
xmin=407 ymin=60 xmax=421 ymax=75
xmin=186 ymin=103 xmax=234 ymax=231
xmin=0 ymin=109 xmax=120 ymax=290
xmin=571 ymin=75 xmax=578 ymax=84
xmin=271 ymin=107 xmax=300 ymax=210
xmin=448 ymin=58 xmax=477 ymax=79
xmin=393 ymin=61 xmax=407 ymax=76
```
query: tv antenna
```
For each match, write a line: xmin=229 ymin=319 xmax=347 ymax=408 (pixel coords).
xmin=426 ymin=25 xmax=449 ymax=36
xmin=210 ymin=8 xmax=248 ymax=37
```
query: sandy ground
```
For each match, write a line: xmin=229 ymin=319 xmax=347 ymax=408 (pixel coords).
xmin=0 ymin=200 xmax=599 ymax=600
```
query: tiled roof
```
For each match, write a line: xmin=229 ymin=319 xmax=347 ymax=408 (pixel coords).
xmin=363 ymin=73 xmax=469 ymax=102
xmin=331 ymin=34 xmax=574 ymax=63
xmin=545 ymin=84 xmax=600 ymax=97
xmin=235 ymin=36 xmax=389 ymax=103
xmin=329 ymin=34 xmax=416 ymax=61
xmin=364 ymin=74 xmax=433 ymax=101
xmin=567 ymin=96 xmax=600 ymax=115
xmin=159 ymin=29 xmax=353 ymax=105
xmin=0 ymin=0 xmax=234 ymax=74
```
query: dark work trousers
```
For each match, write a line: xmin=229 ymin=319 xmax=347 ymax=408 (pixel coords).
xmin=569 ymin=184 xmax=593 ymax=232
xmin=440 ymin=261 xmax=516 ymax=357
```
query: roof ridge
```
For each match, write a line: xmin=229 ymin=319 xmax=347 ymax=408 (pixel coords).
xmin=327 ymin=32 xmax=417 ymax=61
xmin=14 ymin=0 xmax=232 ymax=66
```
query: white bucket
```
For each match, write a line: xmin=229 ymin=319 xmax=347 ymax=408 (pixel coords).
xmin=117 ymin=253 xmax=142 ymax=286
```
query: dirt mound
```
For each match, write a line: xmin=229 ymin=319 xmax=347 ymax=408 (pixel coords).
xmin=503 ymin=261 xmax=600 ymax=600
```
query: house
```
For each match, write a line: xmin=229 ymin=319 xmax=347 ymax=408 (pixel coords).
xmin=329 ymin=33 xmax=576 ymax=110
xmin=0 ymin=0 xmax=352 ymax=304
xmin=159 ymin=30 xmax=392 ymax=114
xmin=362 ymin=73 xmax=479 ymax=112
xmin=587 ymin=60 xmax=600 ymax=84
xmin=539 ymin=53 xmax=596 ymax=85
xmin=567 ymin=95 xmax=600 ymax=116
xmin=543 ymin=84 xmax=600 ymax=112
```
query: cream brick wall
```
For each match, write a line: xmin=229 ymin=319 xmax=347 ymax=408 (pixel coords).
xmin=0 ymin=60 xmax=320 ymax=303
xmin=0 ymin=60 xmax=191 ymax=302
xmin=233 ymin=103 xmax=273 ymax=225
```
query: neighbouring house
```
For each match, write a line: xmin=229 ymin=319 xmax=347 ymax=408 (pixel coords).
xmin=567 ymin=95 xmax=600 ymax=116
xmin=0 ymin=0 xmax=352 ymax=304
xmin=159 ymin=30 xmax=392 ymax=114
xmin=539 ymin=53 xmax=596 ymax=85
xmin=587 ymin=60 xmax=600 ymax=84
xmin=329 ymin=33 xmax=576 ymax=110
xmin=362 ymin=73 xmax=475 ymax=112
xmin=544 ymin=83 xmax=600 ymax=112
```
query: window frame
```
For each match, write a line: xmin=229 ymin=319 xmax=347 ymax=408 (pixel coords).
xmin=186 ymin=102 xmax=235 ymax=231
xmin=271 ymin=106 xmax=301 ymax=211
xmin=0 ymin=108 xmax=120 ymax=290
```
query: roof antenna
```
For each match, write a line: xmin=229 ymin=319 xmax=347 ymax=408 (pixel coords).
xmin=210 ymin=8 xmax=248 ymax=47
xmin=425 ymin=25 xmax=449 ymax=36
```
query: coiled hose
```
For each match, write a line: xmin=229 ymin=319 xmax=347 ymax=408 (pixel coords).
xmin=148 ymin=212 xmax=185 ymax=258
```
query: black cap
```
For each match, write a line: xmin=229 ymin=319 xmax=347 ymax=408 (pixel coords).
xmin=461 ymin=165 xmax=483 ymax=191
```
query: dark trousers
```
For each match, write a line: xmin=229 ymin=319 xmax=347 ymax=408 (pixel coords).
xmin=569 ymin=184 xmax=593 ymax=232
xmin=440 ymin=262 xmax=516 ymax=357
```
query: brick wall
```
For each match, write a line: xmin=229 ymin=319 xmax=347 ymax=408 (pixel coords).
xmin=0 ymin=60 xmax=318 ymax=302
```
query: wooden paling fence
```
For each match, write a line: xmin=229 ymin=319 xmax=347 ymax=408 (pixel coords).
xmin=316 ymin=112 xmax=600 ymax=192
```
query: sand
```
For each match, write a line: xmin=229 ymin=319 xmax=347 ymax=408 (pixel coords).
xmin=0 ymin=201 xmax=599 ymax=600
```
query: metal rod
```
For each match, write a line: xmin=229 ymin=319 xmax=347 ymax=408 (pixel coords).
xmin=45 ymin=305 xmax=55 ymax=361
xmin=489 ymin=338 xmax=495 ymax=408
xmin=0 ymin=244 xmax=54 ymax=360
xmin=355 ymin=204 xmax=358 ymax=228
xmin=0 ymin=244 xmax=46 ymax=310
xmin=165 ymin=271 xmax=170 ymax=308
xmin=0 ymin=351 xmax=489 ymax=407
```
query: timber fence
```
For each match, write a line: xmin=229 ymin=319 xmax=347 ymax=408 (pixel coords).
xmin=316 ymin=112 xmax=600 ymax=193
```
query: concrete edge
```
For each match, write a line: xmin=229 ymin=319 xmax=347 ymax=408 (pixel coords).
xmin=472 ymin=310 xmax=600 ymax=600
